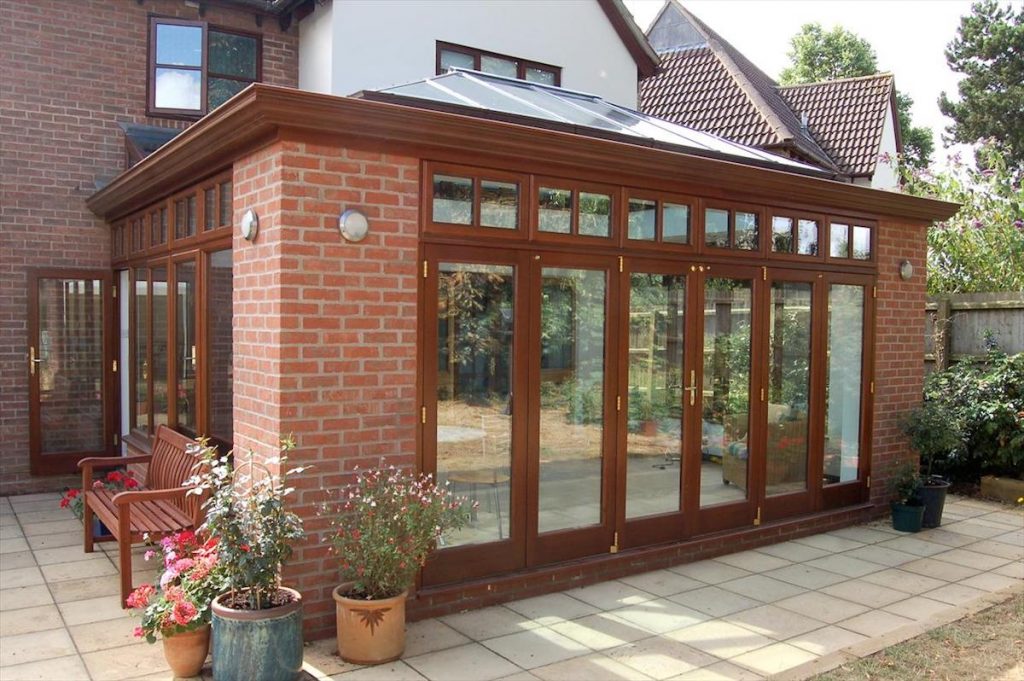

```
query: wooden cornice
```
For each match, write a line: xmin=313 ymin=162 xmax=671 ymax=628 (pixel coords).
xmin=87 ymin=84 xmax=959 ymax=224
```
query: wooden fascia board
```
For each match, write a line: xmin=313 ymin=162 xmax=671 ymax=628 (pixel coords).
xmin=87 ymin=84 xmax=959 ymax=223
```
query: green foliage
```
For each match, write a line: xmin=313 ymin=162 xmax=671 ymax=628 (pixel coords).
xmin=900 ymin=141 xmax=1024 ymax=294
xmin=939 ymin=0 xmax=1024 ymax=169
xmin=321 ymin=466 xmax=471 ymax=600
xmin=779 ymin=23 xmax=932 ymax=168
xmin=889 ymin=460 xmax=923 ymax=504
xmin=779 ymin=23 xmax=878 ymax=84
xmin=923 ymin=349 xmax=1024 ymax=481
xmin=191 ymin=437 xmax=307 ymax=610
xmin=902 ymin=401 xmax=965 ymax=479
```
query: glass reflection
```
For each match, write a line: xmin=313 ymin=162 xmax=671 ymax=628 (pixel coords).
xmin=436 ymin=263 xmax=514 ymax=546
xmin=825 ymin=285 xmax=864 ymax=484
xmin=539 ymin=267 xmax=606 ymax=532
xmin=798 ymin=219 xmax=818 ymax=255
xmin=578 ymin=192 xmax=611 ymax=237
xmin=152 ymin=267 xmax=169 ymax=428
xmin=626 ymin=273 xmax=685 ymax=518
xmin=705 ymin=208 xmax=729 ymax=248
xmin=772 ymin=216 xmax=794 ymax=253
xmin=175 ymin=261 xmax=197 ymax=434
xmin=663 ymin=203 xmax=690 ymax=244
xmin=538 ymin=187 xmax=572 ymax=233
xmin=480 ymin=180 xmax=518 ymax=229
xmin=628 ymin=198 xmax=656 ymax=241
xmin=134 ymin=269 xmax=150 ymax=434
xmin=767 ymin=282 xmax=812 ymax=496
xmin=433 ymin=174 xmax=473 ymax=224
xmin=700 ymin=278 xmax=752 ymax=507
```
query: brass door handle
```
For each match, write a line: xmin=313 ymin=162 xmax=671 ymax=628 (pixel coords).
xmin=684 ymin=369 xmax=698 ymax=406
xmin=29 ymin=346 xmax=42 ymax=375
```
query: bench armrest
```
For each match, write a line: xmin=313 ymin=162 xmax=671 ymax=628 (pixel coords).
xmin=111 ymin=486 xmax=194 ymax=506
xmin=79 ymin=455 xmax=153 ymax=470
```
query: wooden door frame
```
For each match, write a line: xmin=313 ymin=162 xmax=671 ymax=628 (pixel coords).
xmin=27 ymin=268 xmax=116 ymax=475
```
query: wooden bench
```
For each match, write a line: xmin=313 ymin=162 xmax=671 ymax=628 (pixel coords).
xmin=79 ymin=425 xmax=207 ymax=606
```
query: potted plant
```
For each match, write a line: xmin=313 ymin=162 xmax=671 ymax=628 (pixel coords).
xmin=60 ymin=469 xmax=140 ymax=537
xmin=903 ymin=400 xmax=962 ymax=527
xmin=190 ymin=437 xmax=307 ymax=681
xmin=889 ymin=460 xmax=925 ymax=532
xmin=320 ymin=465 xmax=472 ymax=665
xmin=628 ymin=388 xmax=658 ymax=436
xmin=126 ymin=530 xmax=223 ymax=678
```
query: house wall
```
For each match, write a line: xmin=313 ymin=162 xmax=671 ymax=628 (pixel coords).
xmin=298 ymin=0 xmax=641 ymax=107
xmin=231 ymin=139 xmax=420 ymax=637
xmin=870 ymin=100 xmax=901 ymax=190
xmin=0 ymin=0 xmax=298 ymax=495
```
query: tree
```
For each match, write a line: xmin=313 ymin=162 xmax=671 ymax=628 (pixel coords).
xmin=779 ymin=23 xmax=933 ymax=168
xmin=900 ymin=141 xmax=1024 ymax=295
xmin=939 ymin=0 xmax=1024 ymax=169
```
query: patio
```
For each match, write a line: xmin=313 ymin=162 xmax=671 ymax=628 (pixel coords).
xmin=1 ymin=493 xmax=1020 ymax=681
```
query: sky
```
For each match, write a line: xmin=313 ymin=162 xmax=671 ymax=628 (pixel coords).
xmin=622 ymin=0 xmax=987 ymax=166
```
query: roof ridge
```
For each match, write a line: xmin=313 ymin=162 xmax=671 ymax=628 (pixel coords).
xmin=778 ymin=72 xmax=895 ymax=90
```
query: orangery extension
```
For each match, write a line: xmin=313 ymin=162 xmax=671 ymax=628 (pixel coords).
xmin=84 ymin=75 xmax=958 ymax=638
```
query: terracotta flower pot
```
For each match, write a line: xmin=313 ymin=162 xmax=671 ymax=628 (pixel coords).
xmin=333 ymin=583 xmax=408 ymax=665
xmin=162 ymin=624 xmax=210 ymax=678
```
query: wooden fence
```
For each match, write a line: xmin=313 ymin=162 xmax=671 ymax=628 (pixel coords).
xmin=925 ymin=292 xmax=1024 ymax=372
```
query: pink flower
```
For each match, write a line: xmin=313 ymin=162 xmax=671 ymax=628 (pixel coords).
xmin=173 ymin=558 xmax=195 ymax=574
xmin=133 ymin=626 xmax=145 ymax=638
xmin=172 ymin=600 xmax=198 ymax=626
xmin=126 ymin=583 xmax=156 ymax=609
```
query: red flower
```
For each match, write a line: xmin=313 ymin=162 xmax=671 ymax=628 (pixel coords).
xmin=172 ymin=600 xmax=198 ymax=626
xmin=66 ymin=489 xmax=79 ymax=499
xmin=124 ymin=477 xmax=139 ymax=489
xmin=239 ymin=544 xmax=250 ymax=552
xmin=106 ymin=471 xmax=124 ymax=483
xmin=60 ymin=498 xmax=70 ymax=508
xmin=132 ymin=626 xmax=144 ymax=638
xmin=126 ymin=583 xmax=156 ymax=609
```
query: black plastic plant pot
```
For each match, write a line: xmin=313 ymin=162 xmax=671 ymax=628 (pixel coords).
xmin=918 ymin=477 xmax=951 ymax=528
xmin=891 ymin=501 xmax=925 ymax=533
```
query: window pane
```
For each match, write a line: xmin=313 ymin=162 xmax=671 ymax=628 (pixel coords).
xmin=187 ymin=195 xmax=197 ymax=236
xmin=208 ymin=250 xmax=233 ymax=443
xmin=150 ymin=212 xmax=159 ymax=247
xmin=175 ymin=261 xmax=197 ymax=434
xmin=436 ymin=263 xmax=514 ymax=547
xmin=480 ymin=180 xmax=518 ymax=229
xmin=663 ymin=203 xmax=690 ymax=244
xmin=219 ymin=182 xmax=232 ymax=226
xmin=767 ymin=282 xmax=812 ymax=496
xmin=830 ymin=223 xmax=850 ymax=257
xmin=439 ymin=49 xmax=474 ymax=72
xmin=525 ymin=67 xmax=556 ymax=85
xmin=154 ymin=68 xmax=201 ymax=110
xmin=538 ymin=186 xmax=572 ymax=234
xmin=700 ymin=278 xmax=752 ymax=507
xmin=627 ymin=198 xmax=656 ymax=241
xmin=852 ymin=225 xmax=871 ymax=260
xmin=159 ymin=207 xmax=168 ymax=244
xmin=798 ymin=219 xmax=818 ymax=256
xmin=772 ymin=216 xmax=794 ymax=253
xmin=204 ymin=188 xmax=216 ymax=231
xmin=578 ymin=192 xmax=611 ymax=237
xmin=133 ymin=269 xmax=150 ymax=435
xmin=175 ymin=200 xmax=187 ymax=239
xmin=705 ymin=208 xmax=729 ymax=248
xmin=156 ymin=24 xmax=202 ymax=66
xmin=481 ymin=55 xmax=517 ymax=78
xmin=432 ymin=174 xmax=473 ymax=224
xmin=539 ymin=268 xmax=606 ymax=532
xmin=824 ymin=285 xmax=864 ymax=484
xmin=627 ymin=273 xmax=685 ymax=518
xmin=207 ymin=77 xmax=248 ymax=110
xmin=735 ymin=211 xmax=759 ymax=250
xmin=152 ymin=268 xmax=169 ymax=429
xmin=208 ymin=31 xmax=257 ymax=78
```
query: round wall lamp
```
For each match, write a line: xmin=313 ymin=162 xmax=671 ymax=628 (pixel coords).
xmin=240 ymin=208 xmax=259 ymax=241
xmin=338 ymin=208 xmax=369 ymax=242
xmin=898 ymin=260 xmax=914 ymax=281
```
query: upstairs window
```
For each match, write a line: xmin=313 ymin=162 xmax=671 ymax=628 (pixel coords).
xmin=437 ymin=42 xmax=560 ymax=86
xmin=149 ymin=18 xmax=260 ymax=117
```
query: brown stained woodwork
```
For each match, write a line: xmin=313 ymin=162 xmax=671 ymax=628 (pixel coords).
xmin=88 ymin=85 xmax=958 ymax=225
xmin=435 ymin=41 xmax=561 ymax=85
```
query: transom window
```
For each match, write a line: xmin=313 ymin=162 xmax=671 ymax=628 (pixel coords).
xmin=437 ymin=42 xmax=560 ymax=86
xmin=149 ymin=18 xmax=260 ymax=117
xmin=704 ymin=204 xmax=760 ymax=251
xmin=626 ymin=192 xmax=693 ymax=246
xmin=829 ymin=220 xmax=873 ymax=261
xmin=536 ymin=180 xmax=614 ymax=239
xmin=431 ymin=169 xmax=522 ymax=230
xmin=770 ymin=212 xmax=821 ymax=256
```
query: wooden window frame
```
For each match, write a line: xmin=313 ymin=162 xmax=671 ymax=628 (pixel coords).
xmin=147 ymin=17 xmax=262 ymax=119
xmin=423 ymin=161 xmax=528 ymax=241
xmin=621 ymin=189 xmax=698 ymax=253
xmin=531 ymin=176 xmax=617 ymax=244
xmin=825 ymin=215 xmax=877 ymax=266
xmin=436 ymin=41 xmax=561 ymax=85
xmin=767 ymin=209 xmax=826 ymax=263
xmin=700 ymin=200 xmax=767 ymax=255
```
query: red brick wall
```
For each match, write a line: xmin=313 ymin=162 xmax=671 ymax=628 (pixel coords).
xmin=231 ymin=139 xmax=420 ymax=638
xmin=869 ymin=218 xmax=929 ymax=507
xmin=0 ymin=0 xmax=297 ymax=495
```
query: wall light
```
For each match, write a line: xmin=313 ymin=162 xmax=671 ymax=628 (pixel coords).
xmin=898 ymin=260 xmax=913 ymax=281
xmin=339 ymin=208 xmax=369 ymax=242
xmin=240 ymin=208 xmax=259 ymax=241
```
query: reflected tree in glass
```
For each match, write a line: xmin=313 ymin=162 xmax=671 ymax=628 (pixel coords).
xmin=824 ymin=285 xmax=864 ymax=484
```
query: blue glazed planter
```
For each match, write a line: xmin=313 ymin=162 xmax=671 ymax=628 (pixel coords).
xmin=211 ymin=587 xmax=303 ymax=681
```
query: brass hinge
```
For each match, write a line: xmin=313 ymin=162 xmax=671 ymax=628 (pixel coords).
xmin=113 ymin=433 xmax=120 ymax=446
xmin=610 ymin=531 xmax=619 ymax=554
xmin=753 ymin=506 xmax=762 ymax=527
xmin=112 ymin=286 xmax=117 ymax=299
xmin=870 ymin=381 xmax=875 ymax=394
xmin=422 ymin=260 xmax=428 ymax=279
xmin=866 ymin=475 xmax=872 ymax=488
xmin=760 ymin=387 xmax=765 ymax=402
xmin=618 ymin=256 xmax=623 ymax=273
xmin=872 ymin=285 xmax=877 ymax=299
xmin=762 ymin=266 xmax=767 ymax=281
xmin=421 ymin=406 xmax=426 ymax=424
xmin=112 ymin=359 xmax=118 ymax=373
xmin=616 ymin=395 xmax=621 ymax=412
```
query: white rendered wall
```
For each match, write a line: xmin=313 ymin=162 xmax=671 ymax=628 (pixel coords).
xmin=299 ymin=0 xmax=640 ymax=107
xmin=871 ymin=99 xmax=900 ymax=190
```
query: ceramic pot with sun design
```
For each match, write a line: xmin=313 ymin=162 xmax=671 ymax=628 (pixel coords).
xmin=333 ymin=583 xmax=409 ymax=665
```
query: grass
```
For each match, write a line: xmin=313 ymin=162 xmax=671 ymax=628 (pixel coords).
xmin=813 ymin=591 xmax=1024 ymax=681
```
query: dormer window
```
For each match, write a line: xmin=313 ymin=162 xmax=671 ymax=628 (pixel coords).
xmin=436 ymin=42 xmax=560 ymax=86
xmin=149 ymin=18 xmax=260 ymax=117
